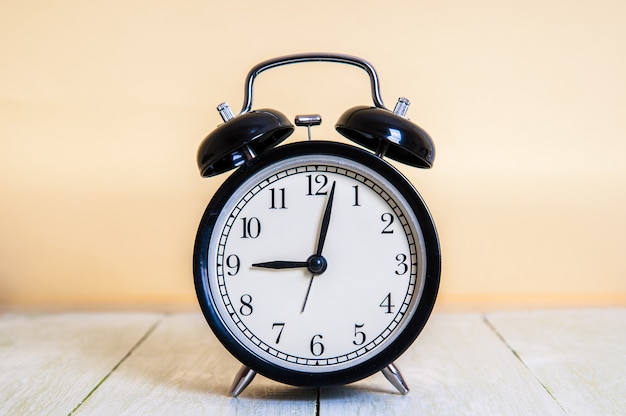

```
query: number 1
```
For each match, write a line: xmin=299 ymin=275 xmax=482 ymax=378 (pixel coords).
xmin=352 ymin=185 xmax=361 ymax=206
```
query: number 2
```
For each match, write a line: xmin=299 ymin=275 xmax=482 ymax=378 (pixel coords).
xmin=381 ymin=213 xmax=394 ymax=234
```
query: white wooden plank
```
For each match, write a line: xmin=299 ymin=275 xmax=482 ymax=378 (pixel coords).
xmin=72 ymin=313 xmax=317 ymax=415
xmin=486 ymin=308 xmax=626 ymax=416
xmin=0 ymin=312 xmax=161 ymax=416
xmin=319 ymin=313 xmax=566 ymax=416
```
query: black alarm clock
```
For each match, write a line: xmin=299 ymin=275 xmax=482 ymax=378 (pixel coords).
xmin=193 ymin=53 xmax=440 ymax=396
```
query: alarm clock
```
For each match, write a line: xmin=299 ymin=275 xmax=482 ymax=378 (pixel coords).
xmin=193 ymin=53 xmax=440 ymax=396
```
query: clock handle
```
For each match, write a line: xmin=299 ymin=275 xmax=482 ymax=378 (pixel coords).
xmin=237 ymin=52 xmax=388 ymax=115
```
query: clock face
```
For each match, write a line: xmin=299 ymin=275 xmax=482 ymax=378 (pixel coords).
xmin=194 ymin=141 xmax=439 ymax=386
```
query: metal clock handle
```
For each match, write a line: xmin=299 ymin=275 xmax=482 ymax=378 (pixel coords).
xmin=237 ymin=52 xmax=389 ymax=115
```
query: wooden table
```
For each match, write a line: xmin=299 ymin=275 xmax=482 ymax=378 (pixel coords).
xmin=1 ymin=309 xmax=624 ymax=415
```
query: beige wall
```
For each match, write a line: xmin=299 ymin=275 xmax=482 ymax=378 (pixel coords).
xmin=1 ymin=0 xmax=625 ymax=310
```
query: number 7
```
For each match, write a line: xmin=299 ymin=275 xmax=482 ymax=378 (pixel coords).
xmin=272 ymin=323 xmax=285 ymax=344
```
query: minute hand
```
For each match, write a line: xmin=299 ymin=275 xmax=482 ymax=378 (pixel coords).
xmin=314 ymin=181 xmax=336 ymax=255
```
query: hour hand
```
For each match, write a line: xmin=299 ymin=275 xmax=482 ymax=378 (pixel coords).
xmin=251 ymin=260 xmax=309 ymax=269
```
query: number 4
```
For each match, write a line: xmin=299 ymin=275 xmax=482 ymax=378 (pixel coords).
xmin=379 ymin=293 xmax=395 ymax=314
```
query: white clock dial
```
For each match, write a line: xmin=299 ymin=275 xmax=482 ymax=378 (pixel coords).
xmin=205 ymin=153 xmax=427 ymax=373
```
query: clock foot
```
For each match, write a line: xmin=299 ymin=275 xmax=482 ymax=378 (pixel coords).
xmin=381 ymin=362 xmax=410 ymax=395
xmin=229 ymin=365 xmax=257 ymax=397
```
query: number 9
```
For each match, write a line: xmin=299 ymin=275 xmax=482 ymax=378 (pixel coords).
xmin=226 ymin=254 xmax=241 ymax=276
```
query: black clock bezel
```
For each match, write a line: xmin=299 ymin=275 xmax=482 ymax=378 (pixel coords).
xmin=193 ymin=141 xmax=440 ymax=388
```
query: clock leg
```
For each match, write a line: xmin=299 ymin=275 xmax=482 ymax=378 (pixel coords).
xmin=381 ymin=362 xmax=410 ymax=395
xmin=229 ymin=365 xmax=257 ymax=397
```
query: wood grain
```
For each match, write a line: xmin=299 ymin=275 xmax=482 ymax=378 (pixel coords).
xmin=319 ymin=313 xmax=567 ymax=416
xmin=0 ymin=312 xmax=160 ymax=415
xmin=486 ymin=308 xmax=626 ymax=416
xmin=2 ymin=310 xmax=622 ymax=415
xmin=71 ymin=313 xmax=317 ymax=415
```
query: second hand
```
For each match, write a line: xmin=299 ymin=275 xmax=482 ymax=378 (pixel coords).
xmin=300 ymin=181 xmax=336 ymax=313
xmin=300 ymin=274 xmax=315 ymax=314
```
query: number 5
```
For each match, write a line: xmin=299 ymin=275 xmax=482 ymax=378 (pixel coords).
xmin=353 ymin=323 xmax=366 ymax=346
